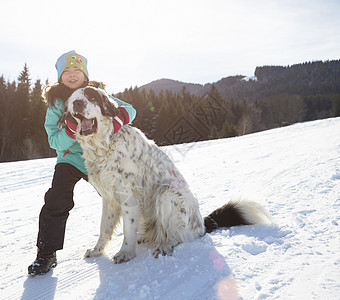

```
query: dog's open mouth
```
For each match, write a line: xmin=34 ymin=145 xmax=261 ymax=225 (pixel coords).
xmin=74 ymin=113 xmax=98 ymax=136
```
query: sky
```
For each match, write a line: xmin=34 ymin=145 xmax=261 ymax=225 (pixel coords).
xmin=1 ymin=0 xmax=340 ymax=93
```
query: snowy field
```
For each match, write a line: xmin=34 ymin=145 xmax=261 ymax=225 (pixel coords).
xmin=0 ymin=117 xmax=339 ymax=299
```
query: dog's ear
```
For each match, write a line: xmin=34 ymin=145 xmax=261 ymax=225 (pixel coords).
xmin=84 ymin=86 xmax=121 ymax=119
xmin=100 ymin=91 xmax=121 ymax=120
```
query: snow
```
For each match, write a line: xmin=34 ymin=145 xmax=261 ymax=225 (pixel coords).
xmin=1 ymin=117 xmax=339 ymax=300
xmin=242 ymin=76 xmax=257 ymax=82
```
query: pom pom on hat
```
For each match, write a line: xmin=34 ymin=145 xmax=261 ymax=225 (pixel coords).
xmin=55 ymin=50 xmax=89 ymax=82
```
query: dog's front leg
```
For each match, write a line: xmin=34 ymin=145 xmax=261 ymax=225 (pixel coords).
xmin=113 ymin=204 xmax=139 ymax=264
xmin=85 ymin=198 xmax=121 ymax=258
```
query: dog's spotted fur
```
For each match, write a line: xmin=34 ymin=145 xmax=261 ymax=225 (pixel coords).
xmin=61 ymin=87 xmax=205 ymax=263
xmin=60 ymin=87 xmax=273 ymax=263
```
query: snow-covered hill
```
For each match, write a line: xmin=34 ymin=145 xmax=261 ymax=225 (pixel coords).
xmin=1 ymin=118 xmax=339 ymax=299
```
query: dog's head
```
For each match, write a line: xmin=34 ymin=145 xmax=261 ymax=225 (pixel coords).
xmin=59 ymin=86 xmax=120 ymax=136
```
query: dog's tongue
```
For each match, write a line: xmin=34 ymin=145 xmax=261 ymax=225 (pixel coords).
xmin=81 ymin=118 xmax=93 ymax=132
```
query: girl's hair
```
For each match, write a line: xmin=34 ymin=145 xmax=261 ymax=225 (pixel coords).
xmin=44 ymin=80 xmax=106 ymax=107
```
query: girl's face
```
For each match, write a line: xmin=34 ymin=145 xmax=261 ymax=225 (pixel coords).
xmin=61 ymin=66 xmax=86 ymax=90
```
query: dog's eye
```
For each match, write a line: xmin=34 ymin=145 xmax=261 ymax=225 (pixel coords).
xmin=89 ymin=97 xmax=96 ymax=102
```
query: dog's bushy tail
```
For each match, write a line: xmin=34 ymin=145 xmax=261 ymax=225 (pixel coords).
xmin=204 ymin=198 xmax=272 ymax=233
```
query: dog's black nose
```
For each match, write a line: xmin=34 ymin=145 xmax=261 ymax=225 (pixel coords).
xmin=73 ymin=100 xmax=86 ymax=113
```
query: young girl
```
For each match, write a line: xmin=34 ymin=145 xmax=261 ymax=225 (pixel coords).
xmin=28 ymin=51 xmax=136 ymax=276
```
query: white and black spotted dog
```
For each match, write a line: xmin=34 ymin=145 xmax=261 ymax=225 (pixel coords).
xmin=59 ymin=86 xmax=272 ymax=264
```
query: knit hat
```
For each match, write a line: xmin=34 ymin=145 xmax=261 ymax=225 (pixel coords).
xmin=55 ymin=50 xmax=89 ymax=82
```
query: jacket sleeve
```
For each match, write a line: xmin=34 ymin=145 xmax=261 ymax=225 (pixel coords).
xmin=109 ymin=94 xmax=136 ymax=124
xmin=108 ymin=94 xmax=137 ymax=133
xmin=45 ymin=101 xmax=78 ymax=151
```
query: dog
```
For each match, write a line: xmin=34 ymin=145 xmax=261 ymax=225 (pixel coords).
xmin=59 ymin=86 xmax=272 ymax=263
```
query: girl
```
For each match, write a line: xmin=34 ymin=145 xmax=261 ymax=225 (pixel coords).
xmin=28 ymin=51 xmax=136 ymax=276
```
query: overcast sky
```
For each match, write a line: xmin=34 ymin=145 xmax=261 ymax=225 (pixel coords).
xmin=1 ymin=0 xmax=339 ymax=93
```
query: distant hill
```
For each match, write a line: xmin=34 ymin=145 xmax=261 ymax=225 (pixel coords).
xmin=139 ymin=76 xmax=248 ymax=98
xmin=138 ymin=60 xmax=340 ymax=101
xmin=140 ymin=79 xmax=207 ymax=96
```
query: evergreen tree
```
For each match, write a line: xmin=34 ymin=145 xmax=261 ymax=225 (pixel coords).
xmin=206 ymin=85 xmax=226 ymax=129
xmin=12 ymin=64 xmax=32 ymax=160
xmin=0 ymin=78 xmax=17 ymax=161
xmin=29 ymin=80 xmax=49 ymax=158
xmin=219 ymin=119 xmax=238 ymax=138
xmin=331 ymin=95 xmax=340 ymax=117
xmin=155 ymin=101 xmax=170 ymax=144
xmin=208 ymin=125 xmax=219 ymax=140
xmin=175 ymin=99 xmax=185 ymax=118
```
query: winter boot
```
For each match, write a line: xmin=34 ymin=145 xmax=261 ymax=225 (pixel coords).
xmin=28 ymin=252 xmax=57 ymax=276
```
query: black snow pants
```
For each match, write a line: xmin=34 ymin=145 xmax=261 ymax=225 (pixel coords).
xmin=37 ymin=163 xmax=88 ymax=253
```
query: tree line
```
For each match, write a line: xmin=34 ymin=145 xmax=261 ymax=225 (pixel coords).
xmin=0 ymin=64 xmax=54 ymax=162
xmin=116 ymin=83 xmax=340 ymax=145
xmin=1 ymin=62 xmax=339 ymax=162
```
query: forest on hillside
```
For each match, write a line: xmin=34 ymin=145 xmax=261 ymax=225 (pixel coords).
xmin=1 ymin=60 xmax=339 ymax=162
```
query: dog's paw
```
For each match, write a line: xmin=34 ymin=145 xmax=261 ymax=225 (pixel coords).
xmin=152 ymin=244 xmax=175 ymax=258
xmin=113 ymin=251 xmax=135 ymax=264
xmin=84 ymin=248 xmax=103 ymax=258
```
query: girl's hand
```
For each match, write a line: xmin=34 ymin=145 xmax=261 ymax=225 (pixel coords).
xmin=65 ymin=115 xmax=78 ymax=139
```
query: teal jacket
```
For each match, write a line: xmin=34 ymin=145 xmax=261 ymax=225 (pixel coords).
xmin=45 ymin=95 xmax=136 ymax=175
